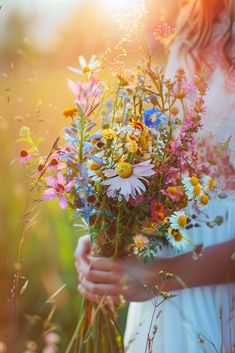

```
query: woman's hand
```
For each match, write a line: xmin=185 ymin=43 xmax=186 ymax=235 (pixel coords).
xmin=74 ymin=236 xmax=160 ymax=304
xmin=75 ymin=237 xmax=235 ymax=303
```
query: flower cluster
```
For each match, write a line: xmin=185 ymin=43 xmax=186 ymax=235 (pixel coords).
xmin=18 ymin=53 xmax=220 ymax=260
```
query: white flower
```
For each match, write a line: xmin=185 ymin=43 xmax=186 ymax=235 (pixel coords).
xmin=202 ymin=175 xmax=214 ymax=192
xmin=182 ymin=176 xmax=203 ymax=200
xmin=169 ymin=210 xmax=188 ymax=230
xmin=133 ymin=234 xmax=149 ymax=254
xmin=101 ymin=160 xmax=155 ymax=200
xmin=167 ymin=228 xmax=188 ymax=250
xmin=68 ymin=55 xmax=100 ymax=76
xmin=196 ymin=193 xmax=209 ymax=210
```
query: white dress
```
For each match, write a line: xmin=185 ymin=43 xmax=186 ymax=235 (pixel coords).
xmin=124 ymin=14 xmax=235 ymax=353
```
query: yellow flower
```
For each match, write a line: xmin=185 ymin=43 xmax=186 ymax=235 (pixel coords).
xmin=126 ymin=140 xmax=138 ymax=153
xmin=130 ymin=121 xmax=146 ymax=134
xmin=139 ymin=135 xmax=147 ymax=152
xmin=63 ymin=107 xmax=78 ymax=118
xmin=116 ymin=162 xmax=133 ymax=178
xmin=102 ymin=128 xmax=116 ymax=140
xmin=167 ymin=186 xmax=177 ymax=195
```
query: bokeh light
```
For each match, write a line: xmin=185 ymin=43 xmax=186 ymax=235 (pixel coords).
xmin=99 ymin=0 xmax=137 ymax=12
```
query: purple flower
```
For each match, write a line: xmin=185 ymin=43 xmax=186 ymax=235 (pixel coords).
xmin=43 ymin=172 xmax=75 ymax=209
xmin=67 ymin=77 xmax=103 ymax=113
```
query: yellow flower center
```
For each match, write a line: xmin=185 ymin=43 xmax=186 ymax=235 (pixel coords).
xmin=116 ymin=162 xmax=133 ymax=178
xmin=193 ymin=184 xmax=202 ymax=197
xmin=135 ymin=239 xmax=144 ymax=249
xmin=83 ymin=66 xmax=90 ymax=74
xmin=167 ymin=186 xmax=177 ymax=195
xmin=190 ymin=177 xmax=199 ymax=186
xmin=172 ymin=230 xmax=183 ymax=242
xmin=90 ymin=162 xmax=100 ymax=171
xmin=200 ymin=194 xmax=209 ymax=205
xmin=208 ymin=178 xmax=214 ymax=190
xmin=178 ymin=215 xmax=187 ymax=227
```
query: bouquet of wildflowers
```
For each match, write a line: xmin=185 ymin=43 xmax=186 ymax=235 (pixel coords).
xmin=18 ymin=47 xmax=219 ymax=351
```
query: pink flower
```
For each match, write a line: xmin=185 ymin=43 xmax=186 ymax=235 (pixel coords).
xmin=45 ymin=332 xmax=60 ymax=345
xmin=101 ymin=160 xmax=155 ymax=200
xmin=67 ymin=78 xmax=103 ymax=113
xmin=47 ymin=154 xmax=65 ymax=170
xmin=19 ymin=149 xmax=32 ymax=164
xmin=43 ymin=172 xmax=75 ymax=209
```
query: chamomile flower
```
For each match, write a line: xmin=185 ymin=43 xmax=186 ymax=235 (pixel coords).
xmin=167 ymin=228 xmax=188 ymax=250
xmin=133 ymin=234 xmax=149 ymax=254
xmin=169 ymin=210 xmax=188 ymax=231
xmin=202 ymin=176 xmax=214 ymax=192
xmin=101 ymin=160 xmax=155 ymax=200
xmin=87 ymin=160 xmax=103 ymax=181
xmin=69 ymin=55 xmax=100 ymax=76
xmin=182 ymin=176 xmax=200 ymax=190
xmin=182 ymin=176 xmax=203 ymax=199
xmin=185 ymin=183 xmax=203 ymax=200
xmin=196 ymin=193 xmax=209 ymax=210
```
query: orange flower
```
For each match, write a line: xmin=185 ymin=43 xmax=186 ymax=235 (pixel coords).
xmin=63 ymin=107 xmax=78 ymax=118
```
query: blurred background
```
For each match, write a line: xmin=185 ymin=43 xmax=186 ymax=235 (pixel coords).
xmin=0 ymin=0 xmax=179 ymax=352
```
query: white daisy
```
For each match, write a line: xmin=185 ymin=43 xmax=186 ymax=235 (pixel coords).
xmin=133 ymin=234 xmax=149 ymax=254
xmin=169 ymin=210 xmax=188 ymax=230
xmin=196 ymin=193 xmax=209 ymax=210
xmin=202 ymin=175 xmax=214 ymax=192
xmin=101 ymin=160 xmax=155 ymax=200
xmin=68 ymin=55 xmax=100 ymax=76
xmin=167 ymin=228 xmax=188 ymax=250
xmin=185 ymin=183 xmax=203 ymax=200
xmin=182 ymin=176 xmax=199 ymax=191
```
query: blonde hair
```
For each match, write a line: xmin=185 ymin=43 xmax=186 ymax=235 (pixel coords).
xmin=174 ymin=0 xmax=234 ymax=73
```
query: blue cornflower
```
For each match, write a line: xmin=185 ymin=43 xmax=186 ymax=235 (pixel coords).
xmin=143 ymin=107 xmax=167 ymax=129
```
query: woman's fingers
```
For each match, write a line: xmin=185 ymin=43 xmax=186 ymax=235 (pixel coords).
xmin=78 ymin=284 xmax=121 ymax=305
xmin=74 ymin=235 xmax=91 ymax=264
xmin=89 ymin=256 xmax=121 ymax=272
xmin=79 ymin=273 xmax=122 ymax=296
xmin=82 ymin=268 xmax=121 ymax=284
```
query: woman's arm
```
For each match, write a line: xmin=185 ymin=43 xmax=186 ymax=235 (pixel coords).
xmin=160 ymin=239 xmax=235 ymax=291
xmin=75 ymin=236 xmax=235 ymax=303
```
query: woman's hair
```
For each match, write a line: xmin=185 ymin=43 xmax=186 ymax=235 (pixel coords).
xmin=174 ymin=0 xmax=234 ymax=73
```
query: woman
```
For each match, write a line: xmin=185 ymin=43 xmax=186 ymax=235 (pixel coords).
xmin=75 ymin=0 xmax=235 ymax=351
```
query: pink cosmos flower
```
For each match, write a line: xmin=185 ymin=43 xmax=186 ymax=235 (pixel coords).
xmin=43 ymin=172 xmax=75 ymax=209
xmin=67 ymin=78 xmax=103 ymax=113
xmin=101 ymin=160 xmax=155 ymax=200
